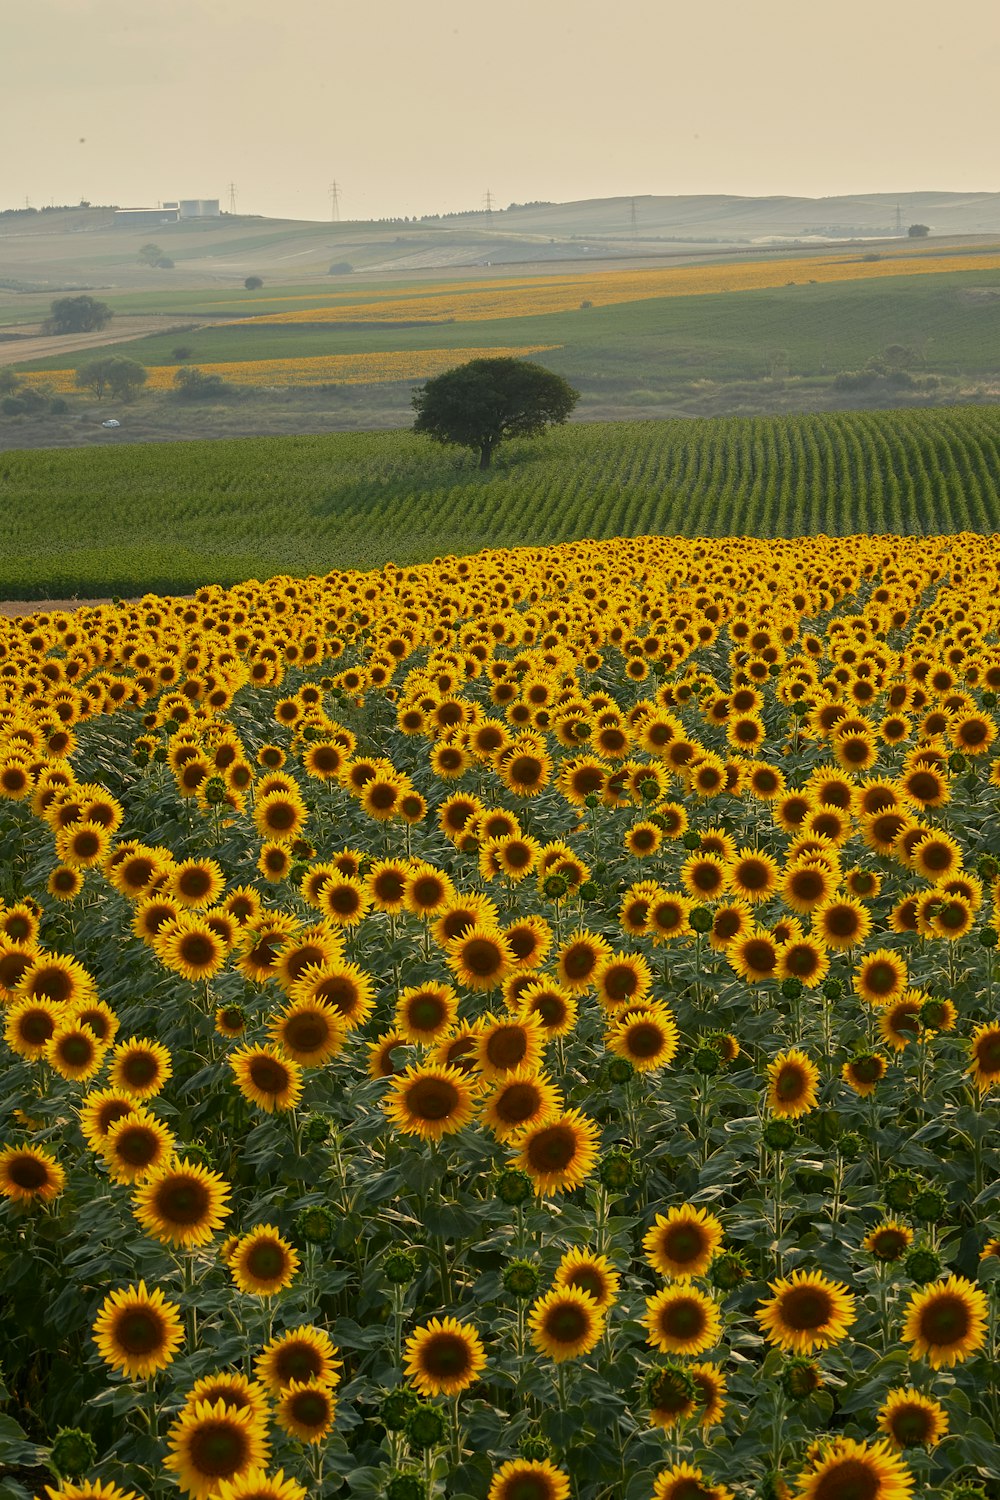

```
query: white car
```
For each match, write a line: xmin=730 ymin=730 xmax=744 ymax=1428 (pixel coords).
xmin=101 ymin=418 xmax=121 ymax=428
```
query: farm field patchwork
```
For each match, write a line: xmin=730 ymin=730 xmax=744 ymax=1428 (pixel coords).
xmin=4 ymin=408 xmax=1000 ymax=599
xmin=2 ymin=532 xmax=1000 ymax=1500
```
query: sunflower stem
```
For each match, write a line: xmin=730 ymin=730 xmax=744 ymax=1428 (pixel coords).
xmin=180 ymin=1250 xmax=199 ymax=1351
xmin=450 ymin=1393 xmax=462 ymax=1466
xmin=393 ymin=1283 xmax=404 ymax=1369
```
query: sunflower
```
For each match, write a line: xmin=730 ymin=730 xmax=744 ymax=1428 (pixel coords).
xmin=317 ymin=875 xmax=370 ymax=928
xmin=647 ymin=892 xmax=693 ymax=945
xmin=132 ymin=895 xmax=183 ymax=946
xmin=517 ymin=981 xmax=578 ymax=1040
xmin=487 ymin=1458 xmax=571 ymax=1500
xmin=255 ymin=1324 xmax=342 ymax=1396
xmin=133 ymin=1159 xmax=232 ymax=1249
xmin=680 ymin=853 xmax=729 ymax=902
xmin=854 ymin=950 xmax=908 ymax=1008
xmin=766 ymin=1049 xmax=820 ymax=1119
xmin=446 ymin=925 xmax=514 ymax=992
xmin=618 ymin=879 xmax=659 ymax=936
xmin=553 ymin=1247 xmax=621 ymax=1310
xmin=690 ymin=1362 xmax=728 ymax=1428
xmin=42 ymin=1021 xmax=105 ymax=1083
xmin=644 ymin=1286 xmax=722 ymax=1357
xmin=68 ymin=998 xmax=118 ymax=1049
xmin=757 ymin=1269 xmax=856 ymax=1354
xmin=643 ymin=1362 xmax=698 ymax=1430
xmin=78 ymin=1088 xmax=139 ymax=1151
xmin=404 ymin=863 xmax=456 ymax=917
xmin=528 ymin=1286 xmax=605 ymax=1362
xmin=652 ymin=1461 xmax=734 ymax=1500
xmin=708 ymin=900 xmax=754 ymax=951
xmin=102 ymin=1109 xmax=176 ymax=1184
xmin=164 ymin=1400 xmax=270 ymax=1500
xmin=480 ymin=1068 xmax=563 ymax=1141
xmin=291 ymin=960 xmax=375 ymax=1031
xmin=271 ymin=928 xmax=344 ymax=993
xmin=155 ymin=916 xmax=228 ymax=982
xmin=910 ymin=830 xmax=963 ymax=882
xmin=625 ymin=821 xmax=663 ymax=857
xmin=841 ymin=1052 xmax=888 ymax=1097
xmin=779 ymin=862 xmax=836 ymax=915
xmin=875 ymin=994 xmax=922 ymax=1052
xmin=876 ymin=1387 xmax=949 ymax=1450
xmin=726 ymin=924 xmax=782 ymax=983
xmin=776 ymin=937 xmax=830 ymax=989
xmin=268 ymin=998 xmax=345 ymax=1067
xmin=230 ymin=1225 xmax=300 ymax=1297
xmin=0 ymin=944 xmax=40 ymax=1004
xmin=475 ymin=1012 xmax=547 ymax=1081
xmin=40 ymin=1482 xmax=140 ymax=1500
xmin=17 ymin=951 xmax=94 ymax=1007
xmin=367 ymin=1029 xmax=412 ymax=1079
xmin=274 ymin=1379 xmax=337 ymax=1444
xmin=899 ymin=764 xmax=950 ymax=809
xmin=642 ymin=1204 xmax=724 ymax=1280
xmin=253 ymin=790 xmax=307 ymax=842
xmin=170 ymin=858 xmax=225 ymax=909
xmin=967 ymin=1022 xmax=1000 ymax=1093
xmin=0 ymin=1143 xmax=66 ymax=1204
xmin=606 ymin=1004 xmax=679 ymax=1072
xmin=510 ymin=1108 xmax=600 ymax=1196
xmin=729 ymin=849 xmax=780 ymax=904
xmin=863 ymin=1222 xmax=914 ymax=1262
xmin=394 ymin=982 xmax=458 ymax=1045
xmin=205 ymin=1468 xmax=306 ymax=1500
xmin=555 ymin=928 xmax=613 ymax=992
xmin=404 ymin=1316 xmax=487 ymax=1396
xmin=901 ymin=1275 xmax=988 ymax=1367
xmin=55 ymin=820 xmax=111 ymax=870
xmin=812 ymin=897 xmax=873 ymax=951
xmin=383 ymin=1063 xmax=476 ymax=1142
xmin=594 ymin=952 xmax=654 ymax=1013
xmin=92 ymin=1279 xmax=184 ymax=1379
xmin=792 ymin=1439 xmax=913 ymax=1500
xmin=107 ymin=1037 xmax=173 ymax=1101
xmin=949 ymin=710 xmax=997 ymax=756
xmin=180 ymin=1370 xmax=272 ymax=1429
xmin=504 ymin=915 xmax=552 ymax=969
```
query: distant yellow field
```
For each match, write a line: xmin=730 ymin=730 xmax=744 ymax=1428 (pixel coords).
xmin=230 ymin=250 xmax=1000 ymax=326
xmin=19 ymin=345 xmax=560 ymax=394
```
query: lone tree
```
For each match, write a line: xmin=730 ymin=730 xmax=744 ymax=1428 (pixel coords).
xmin=411 ymin=356 xmax=579 ymax=470
xmin=44 ymin=295 xmax=113 ymax=335
xmin=76 ymin=356 xmax=147 ymax=401
xmin=907 ymin=223 xmax=931 ymax=237
xmin=244 ymin=275 xmax=264 ymax=290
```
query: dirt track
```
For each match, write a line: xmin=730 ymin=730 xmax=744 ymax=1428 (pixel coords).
xmin=0 ymin=316 xmax=203 ymax=368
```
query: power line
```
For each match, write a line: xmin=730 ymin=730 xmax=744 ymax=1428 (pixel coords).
xmin=228 ymin=181 xmax=238 ymax=215
xmin=484 ymin=188 xmax=494 ymax=222
xmin=330 ymin=181 xmax=341 ymax=223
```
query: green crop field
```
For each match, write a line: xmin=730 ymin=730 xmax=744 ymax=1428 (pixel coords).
xmin=3 ymin=405 xmax=1000 ymax=600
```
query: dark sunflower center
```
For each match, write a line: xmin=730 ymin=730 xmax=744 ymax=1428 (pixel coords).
xmin=247 ymin=1240 xmax=287 ymax=1279
xmin=412 ymin=878 xmax=444 ymax=907
xmin=249 ymin=1057 xmax=291 ymax=1094
xmin=73 ymin=830 xmax=101 ymax=857
xmin=116 ymin=1309 xmax=166 ymax=1354
xmin=463 ymin=939 xmax=503 ymax=977
xmin=826 ymin=907 xmax=861 ymax=938
xmin=59 ymin=1034 xmax=95 ymax=1066
xmin=813 ymin=1458 xmax=879 ymax=1500
xmin=187 ymin=1420 xmax=252 ymax=1476
xmin=562 ymin=945 xmax=596 ymax=979
xmin=180 ymin=869 xmax=213 ymax=897
xmin=693 ymin=864 xmax=723 ymax=893
xmin=30 ymin=968 xmax=73 ymax=1003
xmin=284 ymin=1014 xmax=330 ymax=1051
xmin=919 ymin=1293 xmax=970 ymax=1344
xmin=276 ymin=1344 xmax=322 ymax=1382
xmin=626 ymin=1021 xmax=665 ymax=1058
xmin=486 ymin=1027 xmax=528 ymax=1068
xmin=123 ymin=1053 xmax=159 ymax=1086
xmin=871 ymin=1229 xmax=908 ymax=1260
xmin=604 ymin=966 xmax=638 ymax=1000
xmin=508 ymin=929 xmax=537 ymax=960
xmin=408 ymin=1077 xmax=460 ymax=1121
xmin=793 ymin=870 xmax=825 ymax=900
xmin=865 ymin=963 xmax=897 ymax=994
xmin=545 ymin=1304 xmax=589 ymax=1342
xmin=890 ymin=1404 xmax=933 ymax=1445
xmin=780 ymin=1285 xmax=833 ymax=1330
xmin=422 ymin=1332 xmax=472 ymax=1377
xmin=714 ymin=912 xmax=741 ymax=940
xmin=670 ymin=1483 xmax=712 ymax=1500
xmin=527 ymin=1125 xmax=576 ymax=1173
xmin=739 ymin=860 xmax=770 ymax=890
xmin=505 ymin=1478 xmax=553 ymax=1500
xmin=180 ymin=934 xmax=216 ymax=966
xmin=745 ymin=940 xmax=777 ymax=973
xmin=566 ymin=1268 xmax=603 ymax=1300
xmin=920 ymin=843 xmax=952 ymax=872
xmin=510 ymin=756 xmax=543 ymax=785
xmin=974 ymin=1032 xmax=1000 ymax=1071
xmin=116 ymin=1126 xmax=161 ymax=1166
xmin=265 ymin=802 xmax=298 ymax=832
xmin=661 ymin=1298 xmax=707 ymax=1339
xmin=497 ymin=1084 xmax=540 ymax=1123
xmin=155 ymin=1177 xmax=211 ymax=1225
xmin=663 ymin=1225 xmax=705 ymax=1264
xmin=285 ymin=945 xmax=326 ymax=980
xmin=9 ymin=1155 xmax=49 ymax=1190
xmin=289 ymin=1389 xmax=330 ymax=1427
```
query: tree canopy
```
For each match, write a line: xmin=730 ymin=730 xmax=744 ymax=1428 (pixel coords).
xmin=411 ymin=357 xmax=580 ymax=469
xmin=44 ymin=296 xmax=114 ymax=335
xmin=76 ymin=357 xmax=147 ymax=401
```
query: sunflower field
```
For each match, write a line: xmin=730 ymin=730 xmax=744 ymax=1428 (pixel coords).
xmin=1 ymin=533 xmax=1000 ymax=1500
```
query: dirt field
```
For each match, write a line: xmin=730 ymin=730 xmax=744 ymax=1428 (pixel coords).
xmin=0 ymin=316 xmax=204 ymax=368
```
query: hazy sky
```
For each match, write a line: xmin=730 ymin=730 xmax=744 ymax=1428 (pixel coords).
xmin=4 ymin=0 xmax=999 ymax=222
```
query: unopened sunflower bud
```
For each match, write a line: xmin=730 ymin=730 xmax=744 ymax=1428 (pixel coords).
xmin=49 ymin=1428 xmax=97 ymax=1480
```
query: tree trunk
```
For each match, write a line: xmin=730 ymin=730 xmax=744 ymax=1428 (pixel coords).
xmin=479 ymin=442 xmax=493 ymax=470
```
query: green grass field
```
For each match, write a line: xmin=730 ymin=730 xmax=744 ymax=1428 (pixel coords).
xmin=4 ymin=405 xmax=1000 ymax=600
xmin=13 ymin=272 xmax=1000 ymax=398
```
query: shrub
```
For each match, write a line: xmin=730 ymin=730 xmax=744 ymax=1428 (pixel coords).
xmin=329 ymin=261 xmax=354 ymax=275
xmin=173 ymin=366 xmax=230 ymax=400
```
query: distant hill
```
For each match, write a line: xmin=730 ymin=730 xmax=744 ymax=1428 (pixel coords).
xmin=2 ymin=192 xmax=1000 ymax=292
